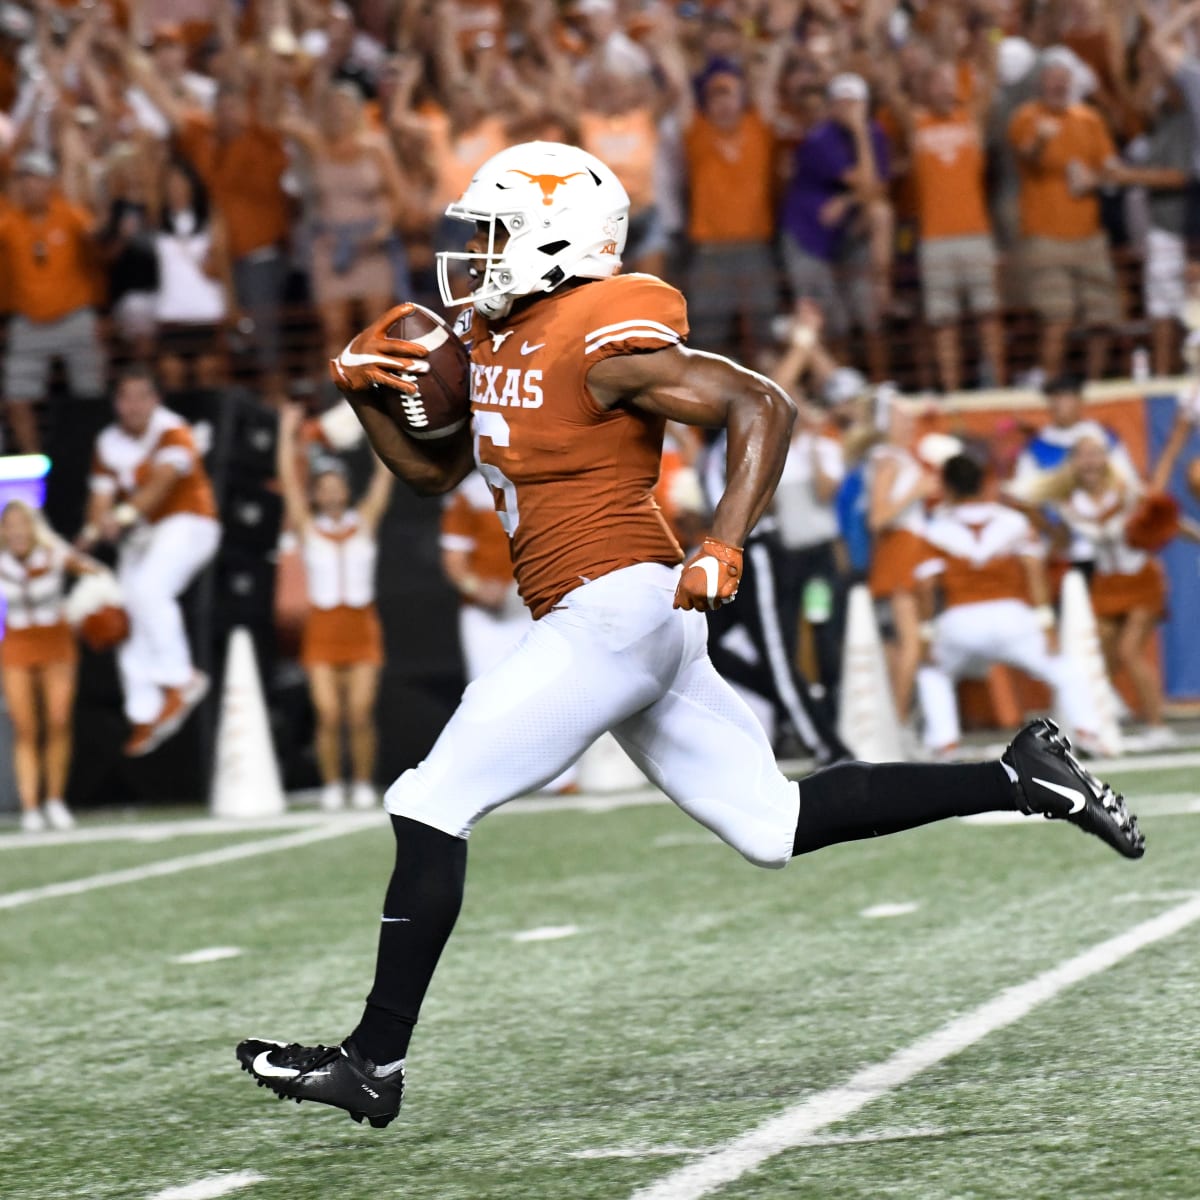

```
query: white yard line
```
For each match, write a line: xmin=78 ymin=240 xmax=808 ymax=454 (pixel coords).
xmin=859 ymin=902 xmax=920 ymax=919
xmin=0 ymin=810 xmax=358 ymax=850
xmin=629 ymin=892 xmax=1200 ymax=1200
xmin=171 ymin=946 xmax=244 ymax=965
xmin=511 ymin=924 xmax=580 ymax=942
xmin=0 ymin=820 xmax=376 ymax=911
xmin=148 ymin=1172 xmax=265 ymax=1200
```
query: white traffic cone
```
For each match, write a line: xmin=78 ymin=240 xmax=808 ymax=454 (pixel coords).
xmin=211 ymin=627 xmax=286 ymax=817
xmin=837 ymin=583 xmax=905 ymax=761
xmin=577 ymin=732 xmax=645 ymax=793
xmin=1057 ymin=569 xmax=1123 ymax=756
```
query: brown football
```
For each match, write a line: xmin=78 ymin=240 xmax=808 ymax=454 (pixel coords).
xmin=382 ymin=304 xmax=471 ymax=441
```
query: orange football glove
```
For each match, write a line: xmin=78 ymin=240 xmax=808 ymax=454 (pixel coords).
xmin=674 ymin=537 xmax=743 ymax=612
xmin=330 ymin=302 xmax=431 ymax=396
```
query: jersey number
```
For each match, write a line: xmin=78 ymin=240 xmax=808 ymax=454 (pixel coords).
xmin=473 ymin=410 xmax=519 ymax=537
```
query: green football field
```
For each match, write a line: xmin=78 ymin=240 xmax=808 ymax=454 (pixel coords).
xmin=3 ymin=761 xmax=1199 ymax=1200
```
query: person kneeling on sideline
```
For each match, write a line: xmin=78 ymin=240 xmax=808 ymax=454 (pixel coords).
xmin=915 ymin=453 xmax=1103 ymax=758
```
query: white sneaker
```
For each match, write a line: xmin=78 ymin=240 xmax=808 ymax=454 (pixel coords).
xmin=350 ymin=782 xmax=378 ymax=810
xmin=319 ymin=782 xmax=346 ymax=812
xmin=43 ymin=798 xmax=75 ymax=830
xmin=20 ymin=808 xmax=47 ymax=834
xmin=1138 ymin=725 xmax=1180 ymax=751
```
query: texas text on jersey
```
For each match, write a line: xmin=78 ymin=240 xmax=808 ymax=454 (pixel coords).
xmin=461 ymin=273 xmax=686 ymax=617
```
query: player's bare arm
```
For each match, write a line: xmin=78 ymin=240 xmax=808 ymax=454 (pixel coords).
xmin=589 ymin=345 xmax=796 ymax=612
xmin=588 ymin=346 xmax=797 ymax=548
xmin=347 ymin=394 xmax=473 ymax=497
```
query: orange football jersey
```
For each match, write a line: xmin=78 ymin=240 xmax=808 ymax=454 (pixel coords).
xmin=460 ymin=273 xmax=687 ymax=618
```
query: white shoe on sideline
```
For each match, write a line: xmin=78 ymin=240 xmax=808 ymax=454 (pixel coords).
xmin=43 ymin=798 xmax=75 ymax=830
xmin=1138 ymin=725 xmax=1180 ymax=751
xmin=350 ymin=782 xmax=378 ymax=810
xmin=320 ymin=782 xmax=346 ymax=812
xmin=20 ymin=808 xmax=47 ymax=834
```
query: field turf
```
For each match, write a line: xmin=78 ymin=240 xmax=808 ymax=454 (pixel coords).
xmin=2 ymin=762 xmax=1198 ymax=1200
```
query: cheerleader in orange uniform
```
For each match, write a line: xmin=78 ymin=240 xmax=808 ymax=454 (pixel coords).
xmin=278 ymin=405 xmax=393 ymax=811
xmin=0 ymin=501 xmax=97 ymax=833
xmin=1053 ymin=415 xmax=1199 ymax=749
xmin=865 ymin=393 xmax=938 ymax=720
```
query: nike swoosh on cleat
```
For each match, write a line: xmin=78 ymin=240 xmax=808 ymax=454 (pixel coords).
xmin=253 ymin=1052 xmax=301 ymax=1079
xmin=520 ymin=341 xmax=545 ymax=355
xmin=1033 ymin=776 xmax=1088 ymax=814
xmin=381 ymin=916 xmax=411 ymax=923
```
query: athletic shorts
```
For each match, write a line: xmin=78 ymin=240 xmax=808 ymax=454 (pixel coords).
xmin=4 ymin=309 xmax=106 ymax=399
xmin=1022 ymin=234 xmax=1121 ymax=324
xmin=918 ymin=234 xmax=999 ymax=324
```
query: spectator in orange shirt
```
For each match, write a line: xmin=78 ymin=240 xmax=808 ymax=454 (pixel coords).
xmin=579 ymin=67 xmax=668 ymax=277
xmin=0 ymin=151 xmax=106 ymax=455
xmin=903 ymin=61 xmax=1006 ymax=392
xmin=1008 ymin=49 xmax=1121 ymax=380
xmin=662 ymin=57 xmax=779 ymax=362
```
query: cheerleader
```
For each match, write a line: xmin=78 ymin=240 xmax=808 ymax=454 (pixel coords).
xmin=0 ymin=502 xmax=96 ymax=832
xmin=1047 ymin=411 xmax=1199 ymax=749
xmin=865 ymin=391 xmax=939 ymax=720
xmin=278 ymin=404 xmax=393 ymax=811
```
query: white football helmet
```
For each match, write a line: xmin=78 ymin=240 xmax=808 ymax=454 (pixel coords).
xmin=436 ymin=141 xmax=630 ymax=320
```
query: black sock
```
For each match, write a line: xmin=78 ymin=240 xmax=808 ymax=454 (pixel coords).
xmin=349 ymin=815 xmax=468 ymax=1065
xmin=793 ymin=760 xmax=1017 ymax=856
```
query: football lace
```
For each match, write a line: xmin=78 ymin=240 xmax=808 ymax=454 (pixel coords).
xmin=400 ymin=395 xmax=428 ymax=426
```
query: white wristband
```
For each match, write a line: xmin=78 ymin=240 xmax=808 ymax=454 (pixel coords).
xmin=113 ymin=503 xmax=140 ymax=528
xmin=918 ymin=620 xmax=935 ymax=642
xmin=1035 ymin=605 xmax=1055 ymax=631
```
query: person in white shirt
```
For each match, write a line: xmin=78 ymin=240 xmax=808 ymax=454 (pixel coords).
xmin=1006 ymin=375 xmax=1136 ymax=564
xmin=866 ymin=392 xmax=938 ymax=719
xmin=154 ymin=160 xmax=229 ymax=390
xmin=914 ymin=454 xmax=1102 ymax=758
xmin=80 ymin=368 xmax=220 ymax=756
xmin=1 ymin=501 xmax=98 ymax=832
xmin=771 ymin=400 xmax=846 ymax=709
xmin=278 ymin=404 xmax=393 ymax=812
xmin=1039 ymin=410 xmax=1200 ymax=749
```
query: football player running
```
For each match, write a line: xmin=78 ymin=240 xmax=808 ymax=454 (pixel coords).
xmin=237 ymin=143 xmax=1144 ymax=1128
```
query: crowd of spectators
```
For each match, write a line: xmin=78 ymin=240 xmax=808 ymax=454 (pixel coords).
xmin=2 ymin=0 xmax=1200 ymax=804
xmin=3 ymin=0 xmax=1200 ymax=455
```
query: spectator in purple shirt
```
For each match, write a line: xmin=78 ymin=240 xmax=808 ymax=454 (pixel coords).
xmin=780 ymin=73 xmax=894 ymax=380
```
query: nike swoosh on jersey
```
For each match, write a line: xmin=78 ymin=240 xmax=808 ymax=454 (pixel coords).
xmin=520 ymin=341 xmax=545 ymax=355
xmin=1033 ymin=776 xmax=1087 ymax=814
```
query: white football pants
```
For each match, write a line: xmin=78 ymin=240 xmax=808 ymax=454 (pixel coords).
xmin=916 ymin=598 xmax=1098 ymax=751
xmin=458 ymin=593 xmax=578 ymax=792
xmin=117 ymin=513 xmax=221 ymax=723
xmin=387 ymin=563 xmax=799 ymax=868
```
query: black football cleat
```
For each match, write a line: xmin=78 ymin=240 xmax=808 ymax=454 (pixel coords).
xmin=236 ymin=1038 xmax=404 ymax=1128
xmin=1002 ymin=718 xmax=1145 ymax=859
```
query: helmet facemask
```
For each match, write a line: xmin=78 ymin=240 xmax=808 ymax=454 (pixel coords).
xmin=436 ymin=209 xmax=537 ymax=321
